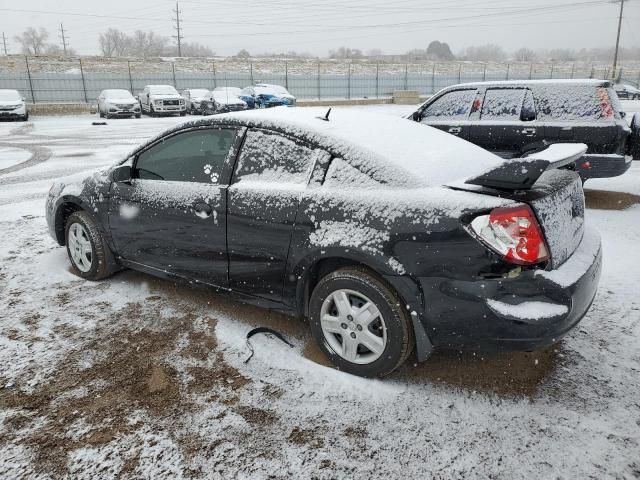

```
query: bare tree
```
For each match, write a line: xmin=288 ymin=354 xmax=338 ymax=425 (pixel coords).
xmin=514 ymin=48 xmax=536 ymax=62
xmin=462 ymin=44 xmax=507 ymax=62
xmin=14 ymin=27 xmax=50 ymax=55
xmin=99 ymin=28 xmax=131 ymax=57
xmin=130 ymin=30 xmax=168 ymax=57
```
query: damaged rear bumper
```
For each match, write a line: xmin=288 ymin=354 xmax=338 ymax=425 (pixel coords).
xmin=418 ymin=228 xmax=602 ymax=351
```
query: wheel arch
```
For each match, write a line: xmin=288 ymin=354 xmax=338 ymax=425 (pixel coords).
xmin=53 ymin=196 xmax=92 ymax=245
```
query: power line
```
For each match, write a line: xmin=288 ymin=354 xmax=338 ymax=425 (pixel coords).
xmin=59 ymin=23 xmax=70 ymax=56
xmin=173 ymin=2 xmax=183 ymax=57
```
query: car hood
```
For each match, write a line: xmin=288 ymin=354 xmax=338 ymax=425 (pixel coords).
xmin=105 ymin=99 xmax=137 ymax=105
xmin=149 ymin=93 xmax=182 ymax=99
xmin=0 ymin=100 xmax=24 ymax=107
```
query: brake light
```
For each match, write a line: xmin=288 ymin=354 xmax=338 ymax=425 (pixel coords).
xmin=470 ymin=204 xmax=549 ymax=265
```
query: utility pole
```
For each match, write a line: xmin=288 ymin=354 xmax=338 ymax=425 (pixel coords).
xmin=173 ymin=2 xmax=183 ymax=57
xmin=612 ymin=0 xmax=625 ymax=80
xmin=59 ymin=23 xmax=69 ymax=56
xmin=1 ymin=32 xmax=7 ymax=55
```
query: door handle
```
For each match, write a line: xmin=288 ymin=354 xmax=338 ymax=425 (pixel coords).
xmin=448 ymin=126 xmax=462 ymax=135
xmin=193 ymin=202 xmax=213 ymax=218
xmin=521 ymin=128 xmax=536 ymax=136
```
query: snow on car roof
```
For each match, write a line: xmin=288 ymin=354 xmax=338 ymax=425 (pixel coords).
xmin=445 ymin=79 xmax=609 ymax=89
xmin=211 ymin=107 xmax=503 ymax=187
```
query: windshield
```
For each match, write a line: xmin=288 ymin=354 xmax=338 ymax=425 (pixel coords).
xmin=149 ymin=86 xmax=178 ymax=95
xmin=0 ymin=90 xmax=22 ymax=101
xmin=103 ymin=90 xmax=134 ymax=100
xmin=189 ymin=89 xmax=210 ymax=98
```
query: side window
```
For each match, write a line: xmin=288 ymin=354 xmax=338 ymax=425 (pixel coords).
xmin=421 ymin=89 xmax=476 ymax=121
xmin=323 ymin=158 xmax=380 ymax=188
xmin=232 ymin=129 xmax=321 ymax=185
xmin=135 ymin=128 xmax=236 ymax=183
xmin=481 ymin=89 xmax=526 ymax=120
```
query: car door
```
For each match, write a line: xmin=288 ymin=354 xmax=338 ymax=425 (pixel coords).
xmin=466 ymin=87 xmax=544 ymax=158
xmin=418 ymin=88 xmax=478 ymax=141
xmin=108 ymin=125 xmax=243 ymax=287
xmin=227 ymin=128 xmax=330 ymax=302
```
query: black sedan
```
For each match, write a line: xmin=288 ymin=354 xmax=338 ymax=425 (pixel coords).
xmin=46 ymin=108 xmax=602 ymax=377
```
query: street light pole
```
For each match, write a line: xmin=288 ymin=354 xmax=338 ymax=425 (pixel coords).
xmin=612 ymin=0 xmax=625 ymax=80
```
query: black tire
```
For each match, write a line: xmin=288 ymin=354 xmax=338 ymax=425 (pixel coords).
xmin=180 ymin=111 xmax=186 ymax=116
xmin=309 ymin=267 xmax=414 ymax=377
xmin=99 ymin=110 xmax=104 ymax=118
xmin=65 ymin=211 xmax=119 ymax=281
xmin=22 ymin=113 xmax=28 ymax=121
xmin=135 ymin=114 xmax=141 ymax=119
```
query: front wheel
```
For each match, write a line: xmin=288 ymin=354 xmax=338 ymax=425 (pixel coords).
xmin=65 ymin=211 xmax=119 ymax=280
xmin=309 ymin=267 xmax=414 ymax=377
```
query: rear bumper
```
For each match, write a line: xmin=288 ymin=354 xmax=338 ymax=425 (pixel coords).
xmin=417 ymin=228 xmax=602 ymax=352
xmin=576 ymin=153 xmax=632 ymax=179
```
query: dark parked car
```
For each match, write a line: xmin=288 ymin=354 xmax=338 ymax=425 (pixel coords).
xmin=46 ymin=108 xmax=601 ymax=377
xmin=409 ymin=80 xmax=639 ymax=181
xmin=614 ymin=83 xmax=640 ymax=100
xmin=239 ymin=84 xmax=296 ymax=109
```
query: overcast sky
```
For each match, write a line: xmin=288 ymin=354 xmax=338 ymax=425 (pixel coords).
xmin=1 ymin=0 xmax=639 ymax=56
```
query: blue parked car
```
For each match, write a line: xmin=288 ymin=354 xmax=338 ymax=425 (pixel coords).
xmin=240 ymin=84 xmax=296 ymax=109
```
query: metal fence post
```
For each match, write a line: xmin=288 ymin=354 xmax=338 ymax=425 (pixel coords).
xmin=570 ymin=63 xmax=575 ymax=79
xmin=317 ymin=60 xmax=320 ymax=100
xmin=212 ymin=60 xmax=217 ymax=89
xmin=171 ymin=62 xmax=177 ymax=88
xmin=457 ymin=63 xmax=461 ymax=84
xmin=127 ymin=60 xmax=134 ymax=93
xmin=529 ymin=63 xmax=533 ymax=80
xmin=550 ymin=63 xmax=554 ymax=79
xmin=505 ymin=63 xmax=510 ymax=80
xmin=375 ymin=62 xmax=379 ymax=99
xmin=483 ymin=63 xmax=487 ymax=82
xmin=347 ymin=62 xmax=351 ymax=100
xmin=617 ymin=67 xmax=623 ymax=82
xmin=590 ymin=64 xmax=595 ymax=79
xmin=79 ymin=58 xmax=88 ymax=103
xmin=250 ymin=60 xmax=254 ymax=84
xmin=431 ymin=63 xmax=435 ymax=94
xmin=285 ymin=61 xmax=288 ymax=89
xmin=24 ymin=56 xmax=35 ymax=103
xmin=404 ymin=64 xmax=408 ymax=90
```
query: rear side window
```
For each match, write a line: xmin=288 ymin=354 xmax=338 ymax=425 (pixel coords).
xmin=232 ymin=129 xmax=320 ymax=185
xmin=481 ymin=88 xmax=526 ymax=120
xmin=135 ymin=128 xmax=236 ymax=183
xmin=536 ymin=85 xmax=620 ymax=121
xmin=421 ymin=89 xmax=476 ymax=121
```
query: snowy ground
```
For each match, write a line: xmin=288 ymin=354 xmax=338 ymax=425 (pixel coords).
xmin=0 ymin=105 xmax=639 ymax=479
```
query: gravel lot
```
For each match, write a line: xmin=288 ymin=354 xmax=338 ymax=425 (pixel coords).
xmin=1 ymin=104 xmax=639 ymax=479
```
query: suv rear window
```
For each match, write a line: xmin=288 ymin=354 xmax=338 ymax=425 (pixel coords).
xmin=535 ymin=85 xmax=620 ymax=121
xmin=421 ymin=89 xmax=476 ymax=121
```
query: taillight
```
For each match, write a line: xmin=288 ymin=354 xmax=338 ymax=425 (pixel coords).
xmin=470 ymin=204 xmax=549 ymax=265
xmin=597 ymin=87 xmax=614 ymax=120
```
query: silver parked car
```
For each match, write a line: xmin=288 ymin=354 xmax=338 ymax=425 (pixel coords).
xmin=182 ymin=89 xmax=212 ymax=114
xmin=97 ymin=89 xmax=141 ymax=119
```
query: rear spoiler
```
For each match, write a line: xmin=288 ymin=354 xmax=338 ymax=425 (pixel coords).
xmin=465 ymin=143 xmax=588 ymax=190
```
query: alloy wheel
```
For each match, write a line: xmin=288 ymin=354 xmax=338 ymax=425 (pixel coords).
xmin=68 ymin=222 xmax=93 ymax=272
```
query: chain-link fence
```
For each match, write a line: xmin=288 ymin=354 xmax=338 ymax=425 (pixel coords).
xmin=1 ymin=56 xmax=639 ymax=103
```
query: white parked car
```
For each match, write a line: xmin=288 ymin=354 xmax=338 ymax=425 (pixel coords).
xmin=138 ymin=85 xmax=186 ymax=117
xmin=97 ymin=89 xmax=141 ymax=119
xmin=181 ymin=89 xmax=212 ymax=115
xmin=0 ymin=89 xmax=28 ymax=121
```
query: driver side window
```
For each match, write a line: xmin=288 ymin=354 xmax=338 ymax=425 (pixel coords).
xmin=135 ymin=128 xmax=237 ymax=183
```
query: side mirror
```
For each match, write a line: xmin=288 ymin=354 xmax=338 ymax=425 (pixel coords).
xmin=520 ymin=110 xmax=536 ymax=122
xmin=411 ymin=111 xmax=421 ymax=121
xmin=112 ymin=165 xmax=132 ymax=183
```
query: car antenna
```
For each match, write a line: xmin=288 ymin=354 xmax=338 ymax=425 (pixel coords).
xmin=317 ymin=107 xmax=331 ymax=122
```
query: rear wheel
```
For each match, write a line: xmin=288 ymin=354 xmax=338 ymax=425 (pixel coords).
xmin=309 ymin=267 xmax=414 ymax=377
xmin=65 ymin=211 xmax=119 ymax=280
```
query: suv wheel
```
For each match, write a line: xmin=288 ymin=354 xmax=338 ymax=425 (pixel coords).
xmin=309 ymin=267 xmax=414 ymax=377
xmin=65 ymin=211 xmax=119 ymax=280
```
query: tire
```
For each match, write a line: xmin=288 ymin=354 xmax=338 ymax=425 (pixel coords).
xmin=180 ymin=111 xmax=186 ymax=117
xmin=135 ymin=114 xmax=141 ymax=119
xmin=149 ymin=105 xmax=156 ymax=118
xmin=309 ymin=267 xmax=414 ymax=377
xmin=65 ymin=211 xmax=119 ymax=281
xmin=21 ymin=113 xmax=28 ymax=121
xmin=99 ymin=110 xmax=104 ymax=118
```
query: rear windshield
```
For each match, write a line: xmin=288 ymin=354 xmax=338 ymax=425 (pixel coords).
xmin=535 ymin=85 xmax=620 ymax=121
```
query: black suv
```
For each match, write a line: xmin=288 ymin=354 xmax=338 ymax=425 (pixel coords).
xmin=410 ymin=80 xmax=639 ymax=181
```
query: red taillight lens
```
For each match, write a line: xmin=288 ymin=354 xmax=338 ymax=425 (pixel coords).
xmin=470 ymin=204 xmax=549 ymax=265
xmin=597 ymin=87 xmax=614 ymax=120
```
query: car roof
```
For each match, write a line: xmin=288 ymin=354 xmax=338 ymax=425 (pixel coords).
xmin=168 ymin=107 xmax=503 ymax=187
xmin=444 ymin=79 xmax=610 ymax=89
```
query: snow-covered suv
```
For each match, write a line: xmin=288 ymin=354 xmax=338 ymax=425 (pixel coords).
xmin=138 ymin=85 xmax=186 ymax=117
xmin=0 ymin=89 xmax=28 ymax=121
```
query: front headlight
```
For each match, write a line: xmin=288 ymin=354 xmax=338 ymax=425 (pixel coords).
xmin=154 ymin=100 xmax=163 ymax=105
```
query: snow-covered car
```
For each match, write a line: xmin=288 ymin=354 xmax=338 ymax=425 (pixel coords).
xmin=614 ymin=83 xmax=640 ymax=100
xmin=181 ymin=88 xmax=212 ymax=115
xmin=0 ymin=89 xmax=28 ymax=121
xmin=138 ymin=85 xmax=186 ymax=117
xmin=97 ymin=89 xmax=141 ymax=119
xmin=240 ymin=84 xmax=296 ymax=109
xmin=45 ymin=107 xmax=601 ymax=378
xmin=201 ymin=90 xmax=248 ymax=114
